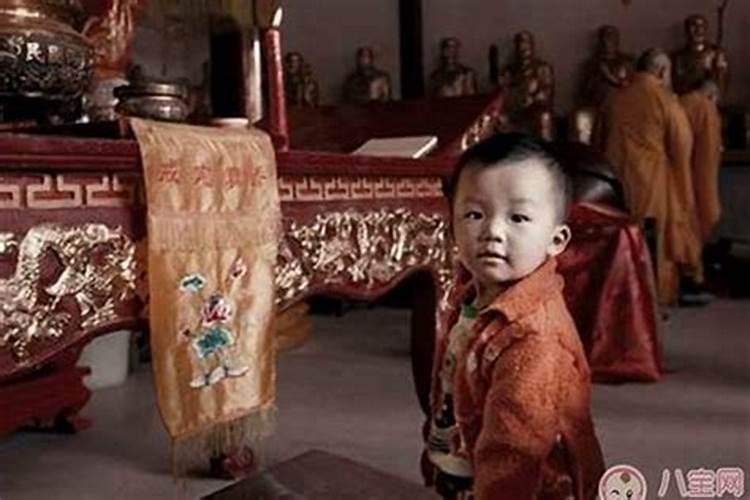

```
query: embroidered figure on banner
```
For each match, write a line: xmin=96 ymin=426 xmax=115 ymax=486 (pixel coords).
xmin=178 ymin=257 xmax=250 ymax=388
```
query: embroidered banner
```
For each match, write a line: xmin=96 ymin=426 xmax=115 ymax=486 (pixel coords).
xmin=130 ymin=118 xmax=280 ymax=472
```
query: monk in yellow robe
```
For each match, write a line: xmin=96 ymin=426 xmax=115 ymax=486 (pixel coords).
xmin=594 ymin=49 xmax=700 ymax=305
xmin=680 ymin=81 xmax=722 ymax=243
xmin=666 ymin=92 xmax=703 ymax=285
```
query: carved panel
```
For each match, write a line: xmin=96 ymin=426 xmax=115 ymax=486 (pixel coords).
xmin=0 ymin=182 xmax=21 ymax=209
xmin=0 ymin=224 xmax=137 ymax=360
xmin=274 ymin=208 xmax=453 ymax=307
xmin=0 ymin=174 xmax=443 ymax=208
xmin=0 ymin=174 xmax=144 ymax=209
xmin=277 ymin=176 xmax=443 ymax=202
xmin=0 ymin=209 xmax=454 ymax=366
xmin=461 ymin=108 xmax=505 ymax=150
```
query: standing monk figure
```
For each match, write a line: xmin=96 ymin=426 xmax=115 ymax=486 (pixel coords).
xmin=671 ymin=14 xmax=729 ymax=98
xmin=666 ymin=88 xmax=706 ymax=301
xmin=595 ymin=49 xmax=701 ymax=305
xmin=680 ymin=80 xmax=723 ymax=244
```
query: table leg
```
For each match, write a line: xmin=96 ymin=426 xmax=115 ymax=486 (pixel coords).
xmin=409 ymin=270 xmax=438 ymax=417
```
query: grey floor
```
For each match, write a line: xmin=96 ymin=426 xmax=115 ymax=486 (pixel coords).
xmin=0 ymin=301 xmax=749 ymax=500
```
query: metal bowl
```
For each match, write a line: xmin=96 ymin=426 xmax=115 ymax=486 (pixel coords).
xmin=114 ymin=80 xmax=189 ymax=122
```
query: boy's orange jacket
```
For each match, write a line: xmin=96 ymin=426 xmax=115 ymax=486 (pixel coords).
xmin=432 ymin=258 xmax=605 ymax=499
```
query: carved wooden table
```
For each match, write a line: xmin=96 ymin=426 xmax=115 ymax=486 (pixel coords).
xmin=0 ymin=133 xmax=456 ymax=436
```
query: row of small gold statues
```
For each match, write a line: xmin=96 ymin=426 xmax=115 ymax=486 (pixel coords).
xmin=283 ymin=13 xmax=728 ymax=118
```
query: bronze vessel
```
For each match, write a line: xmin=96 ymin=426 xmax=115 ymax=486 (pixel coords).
xmin=0 ymin=0 xmax=93 ymax=109
xmin=114 ymin=79 xmax=189 ymax=122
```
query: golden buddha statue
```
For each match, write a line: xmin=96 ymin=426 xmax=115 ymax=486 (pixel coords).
xmin=498 ymin=31 xmax=554 ymax=110
xmin=283 ymin=52 xmax=319 ymax=108
xmin=343 ymin=47 xmax=392 ymax=104
xmin=428 ymin=37 xmax=477 ymax=98
xmin=671 ymin=14 xmax=728 ymax=97
xmin=579 ymin=25 xmax=634 ymax=108
xmin=496 ymin=31 xmax=555 ymax=140
xmin=571 ymin=25 xmax=634 ymax=144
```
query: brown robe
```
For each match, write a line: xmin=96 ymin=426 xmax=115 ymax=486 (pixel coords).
xmin=680 ymin=91 xmax=723 ymax=243
xmin=595 ymin=73 xmax=699 ymax=304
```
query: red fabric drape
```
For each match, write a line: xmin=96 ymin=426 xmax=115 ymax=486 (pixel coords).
xmin=559 ymin=203 xmax=662 ymax=382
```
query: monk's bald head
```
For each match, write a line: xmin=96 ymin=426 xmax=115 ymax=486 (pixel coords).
xmin=637 ymin=48 xmax=672 ymax=89
xmin=697 ymin=79 xmax=719 ymax=103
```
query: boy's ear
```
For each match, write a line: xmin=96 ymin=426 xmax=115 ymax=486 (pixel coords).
xmin=547 ymin=224 xmax=571 ymax=257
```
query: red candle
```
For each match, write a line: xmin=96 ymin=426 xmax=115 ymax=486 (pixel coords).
xmin=263 ymin=28 xmax=289 ymax=150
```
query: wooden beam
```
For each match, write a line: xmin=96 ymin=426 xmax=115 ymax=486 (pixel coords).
xmin=399 ymin=0 xmax=424 ymax=99
xmin=209 ymin=16 xmax=246 ymax=117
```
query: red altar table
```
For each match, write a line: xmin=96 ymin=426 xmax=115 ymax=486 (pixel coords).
xmin=0 ymin=98 xmax=662 ymax=469
xmin=283 ymin=94 xmax=504 ymax=155
xmin=0 ymin=87 xmax=507 ymax=437
xmin=0 ymin=132 xmax=456 ymax=436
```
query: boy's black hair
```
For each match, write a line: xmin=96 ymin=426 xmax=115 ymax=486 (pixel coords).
xmin=444 ymin=133 xmax=572 ymax=222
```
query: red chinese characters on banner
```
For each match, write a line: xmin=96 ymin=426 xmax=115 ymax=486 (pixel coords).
xmin=245 ymin=162 xmax=268 ymax=189
xmin=156 ymin=159 xmax=268 ymax=189
xmin=156 ymin=161 xmax=180 ymax=184
xmin=192 ymin=164 xmax=212 ymax=186
xmin=224 ymin=166 xmax=243 ymax=187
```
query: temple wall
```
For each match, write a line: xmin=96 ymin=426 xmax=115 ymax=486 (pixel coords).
xmin=424 ymin=0 xmax=748 ymax=111
xmin=282 ymin=0 xmax=402 ymax=104
xmin=130 ymin=0 xmax=748 ymax=111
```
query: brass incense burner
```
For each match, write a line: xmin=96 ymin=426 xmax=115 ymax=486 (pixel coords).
xmin=114 ymin=79 xmax=189 ymax=122
xmin=0 ymin=0 xmax=93 ymax=114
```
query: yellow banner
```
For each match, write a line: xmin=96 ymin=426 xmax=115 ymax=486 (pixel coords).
xmin=131 ymin=118 xmax=280 ymax=472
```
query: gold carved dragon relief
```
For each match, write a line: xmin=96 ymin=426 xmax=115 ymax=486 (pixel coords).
xmin=0 ymin=209 xmax=454 ymax=362
xmin=0 ymin=224 xmax=137 ymax=361
xmin=461 ymin=108 xmax=506 ymax=151
xmin=275 ymin=208 xmax=454 ymax=307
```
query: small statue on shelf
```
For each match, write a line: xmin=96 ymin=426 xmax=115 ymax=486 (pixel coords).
xmin=494 ymin=31 xmax=555 ymax=140
xmin=578 ymin=25 xmax=634 ymax=108
xmin=571 ymin=25 xmax=634 ymax=144
xmin=498 ymin=31 xmax=555 ymax=111
xmin=283 ymin=52 xmax=319 ymax=108
xmin=428 ymin=37 xmax=477 ymax=98
xmin=671 ymin=14 xmax=728 ymax=97
xmin=342 ymin=47 xmax=392 ymax=104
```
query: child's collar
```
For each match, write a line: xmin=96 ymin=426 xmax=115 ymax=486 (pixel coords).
xmin=467 ymin=258 xmax=563 ymax=322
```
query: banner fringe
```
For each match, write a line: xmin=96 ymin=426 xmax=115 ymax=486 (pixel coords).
xmin=172 ymin=406 xmax=277 ymax=475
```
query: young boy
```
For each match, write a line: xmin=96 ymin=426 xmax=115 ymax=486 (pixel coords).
xmin=425 ymin=133 xmax=605 ymax=499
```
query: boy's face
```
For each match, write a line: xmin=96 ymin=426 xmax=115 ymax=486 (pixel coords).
xmin=452 ymin=158 xmax=571 ymax=298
